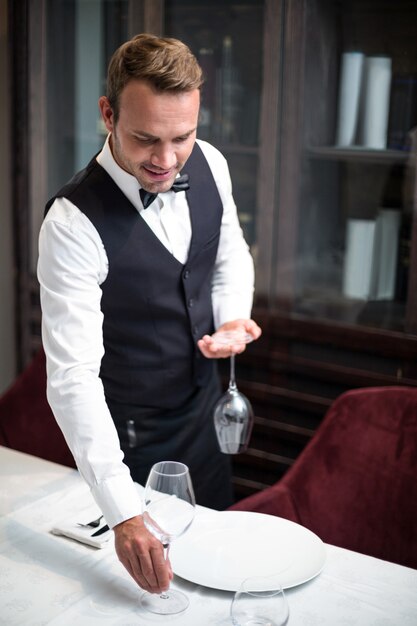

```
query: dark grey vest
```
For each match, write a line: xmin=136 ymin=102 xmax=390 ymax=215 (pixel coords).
xmin=45 ymin=143 xmax=223 ymax=409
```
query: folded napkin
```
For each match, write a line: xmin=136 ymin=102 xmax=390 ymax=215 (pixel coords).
xmin=50 ymin=481 xmax=144 ymax=548
xmin=51 ymin=512 xmax=113 ymax=549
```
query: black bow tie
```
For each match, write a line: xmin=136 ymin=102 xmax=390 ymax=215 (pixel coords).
xmin=139 ymin=173 xmax=190 ymax=209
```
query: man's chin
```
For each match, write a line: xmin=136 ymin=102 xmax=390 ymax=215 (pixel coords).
xmin=140 ymin=179 xmax=176 ymax=194
xmin=140 ymin=167 xmax=180 ymax=193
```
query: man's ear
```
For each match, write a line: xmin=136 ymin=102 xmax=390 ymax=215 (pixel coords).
xmin=98 ymin=96 xmax=115 ymax=133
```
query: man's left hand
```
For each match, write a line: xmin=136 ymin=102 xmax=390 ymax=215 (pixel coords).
xmin=197 ymin=318 xmax=262 ymax=359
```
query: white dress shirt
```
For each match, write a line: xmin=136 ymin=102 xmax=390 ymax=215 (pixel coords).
xmin=38 ymin=136 xmax=255 ymax=528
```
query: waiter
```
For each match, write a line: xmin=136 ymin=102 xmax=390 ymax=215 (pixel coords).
xmin=38 ymin=33 xmax=261 ymax=593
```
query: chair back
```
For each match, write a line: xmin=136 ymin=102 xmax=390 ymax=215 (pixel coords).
xmin=230 ymin=386 xmax=417 ymax=569
xmin=0 ymin=349 xmax=76 ymax=468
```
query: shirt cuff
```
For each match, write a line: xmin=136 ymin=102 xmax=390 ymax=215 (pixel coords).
xmin=90 ymin=473 xmax=143 ymax=529
xmin=213 ymin=295 xmax=253 ymax=329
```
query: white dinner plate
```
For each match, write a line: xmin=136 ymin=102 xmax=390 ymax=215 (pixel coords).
xmin=170 ymin=510 xmax=326 ymax=592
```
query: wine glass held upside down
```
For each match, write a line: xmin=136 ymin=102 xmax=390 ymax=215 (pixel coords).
xmin=198 ymin=319 xmax=262 ymax=454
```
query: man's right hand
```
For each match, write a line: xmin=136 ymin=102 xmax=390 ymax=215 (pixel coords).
xmin=113 ymin=515 xmax=173 ymax=593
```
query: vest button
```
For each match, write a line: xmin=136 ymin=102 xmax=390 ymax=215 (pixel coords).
xmin=193 ymin=325 xmax=199 ymax=336
xmin=188 ymin=298 xmax=194 ymax=308
xmin=183 ymin=270 xmax=190 ymax=279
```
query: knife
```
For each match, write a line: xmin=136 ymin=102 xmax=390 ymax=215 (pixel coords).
xmin=91 ymin=524 xmax=110 ymax=537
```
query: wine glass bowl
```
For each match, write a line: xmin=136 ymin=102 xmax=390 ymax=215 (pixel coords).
xmin=213 ymin=384 xmax=254 ymax=454
xmin=211 ymin=330 xmax=255 ymax=454
xmin=231 ymin=575 xmax=289 ymax=626
xmin=140 ymin=461 xmax=196 ymax=615
xmin=142 ymin=468 xmax=195 ymax=544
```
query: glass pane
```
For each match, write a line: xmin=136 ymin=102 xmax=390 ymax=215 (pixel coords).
xmin=164 ymin=0 xmax=265 ymax=248
xmin=45 ymin=0 xmax=129 ymax=199
xmin=291 ymin=0 xmax=417 ymax=332
xmin=29 ymin=0 xmax=129 ymax=270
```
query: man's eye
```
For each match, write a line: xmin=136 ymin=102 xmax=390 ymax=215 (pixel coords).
xmin=136 ymin=137 xmax=154 ymax=144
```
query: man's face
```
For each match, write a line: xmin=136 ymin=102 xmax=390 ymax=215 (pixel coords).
xmin=99 ymin=80 xmax=200 ymax=193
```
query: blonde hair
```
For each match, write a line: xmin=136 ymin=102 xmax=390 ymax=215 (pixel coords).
xmin=107 ymin=33 xmax=203 ymax=121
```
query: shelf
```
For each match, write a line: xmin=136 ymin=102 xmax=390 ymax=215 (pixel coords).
xmin=212 ymin=143 xmax=259 ymax=156
xmin=294 ymin=291 xmax=407 ymax=333
xmin=307 ymin=146 xmax=410 ymax=164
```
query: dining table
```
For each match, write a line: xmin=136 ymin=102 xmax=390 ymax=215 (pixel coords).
xmin=1 ymin=444 xmax=416 ymax=625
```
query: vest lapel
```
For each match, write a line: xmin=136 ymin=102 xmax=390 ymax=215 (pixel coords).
xmin=185 ymin=143 xmax=223 ymax=264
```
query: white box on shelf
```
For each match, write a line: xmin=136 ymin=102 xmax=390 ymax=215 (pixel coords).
xmin=369 ymin=209 xmax=401 ymax=300
xmin=360 ymin=56 xmax=392 ymax=149
xmin=335 ymin=51 xmax=365 ymax=146
xmin=342 ymin=219 xmax=376 ymax=299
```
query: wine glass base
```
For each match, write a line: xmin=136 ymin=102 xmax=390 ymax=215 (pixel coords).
xmin=211 ymin=330 xmax=254 ymax=345
xmin=140 ymin=589 xmax=189 ymax=615
xmin=232 ymin=615 xmax=289 ymax=626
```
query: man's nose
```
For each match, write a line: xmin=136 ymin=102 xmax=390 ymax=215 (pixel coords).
xmin=150 ymin=144 xmax=177 ymax=170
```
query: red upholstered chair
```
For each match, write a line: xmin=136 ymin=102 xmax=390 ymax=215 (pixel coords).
xmin=230 ymin=386 xmax=417 ymax=569
xmin=0 ymin=348 xmax=76 ymax=468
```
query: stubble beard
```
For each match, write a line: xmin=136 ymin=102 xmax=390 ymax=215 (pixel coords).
xmin=110 ymin=132 xmax=180 ymax=193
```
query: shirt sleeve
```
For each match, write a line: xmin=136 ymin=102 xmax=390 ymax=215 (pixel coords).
xmin=37 ymin=197 xmax=141 ymax=528
xmin=197 ymin=140 xmax=255 ymax=328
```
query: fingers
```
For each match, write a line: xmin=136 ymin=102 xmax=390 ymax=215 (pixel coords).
xmin=150 ymin=545 xmax=173 ymax=588
xmin=247 ymin=319 xmax=262 ymax=340
xmin=113 ymin=515 xmax=171 ymax=593
xmin=197 ymin=335 xmax=219 ymax=358
xmin=137 ymin=545 xmax=170 ymax=593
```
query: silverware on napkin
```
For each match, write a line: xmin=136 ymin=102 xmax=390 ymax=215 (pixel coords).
xmin=91 ymin=524 xmax=110 ymax=537
xmin=77 ymin=514 xmax=103 ymax=528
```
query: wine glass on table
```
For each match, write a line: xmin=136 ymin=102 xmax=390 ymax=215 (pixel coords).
xmin=211 ymin=329 xmax=254 ymax=454
xmin=140 ymin=461 xmax=196 ymax=615
xmin=231 ymin=575 xmax=289 ymax=626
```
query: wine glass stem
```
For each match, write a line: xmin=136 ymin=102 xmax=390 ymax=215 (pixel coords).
xmin=160 ymin=543 xmax=171 ymax=600
xmin=229 ymin=354 xmax=237 ymax=390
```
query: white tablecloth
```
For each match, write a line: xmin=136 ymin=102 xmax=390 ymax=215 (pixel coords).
xmin=1 ymin=446 xmax=416 ymax=625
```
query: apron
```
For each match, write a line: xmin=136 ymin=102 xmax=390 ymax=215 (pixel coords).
xmin=107 ymin=370 xmax=234 ymax=510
